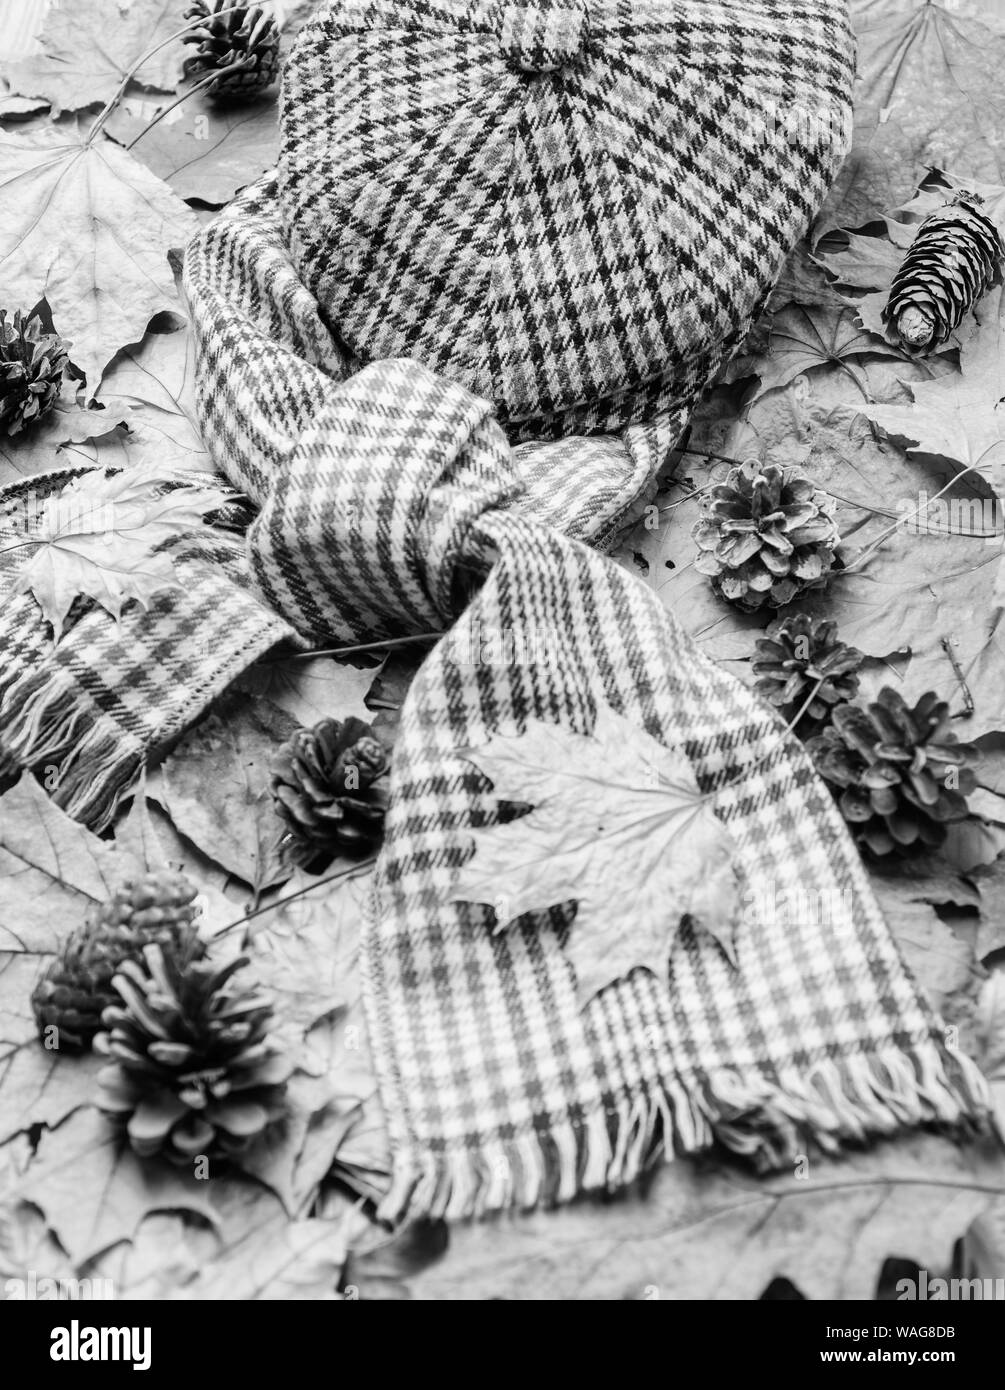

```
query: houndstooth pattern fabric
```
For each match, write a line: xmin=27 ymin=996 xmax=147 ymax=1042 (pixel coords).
xmin=0 ymin=471 xmax=292 ymax=830
xmin=0 ymin=0 xmax=988 ymax=1219
xmin=367 ymin=496 xmax=989 ymax=1215
xmin=279 ymin=0 xmax=854 ymax=437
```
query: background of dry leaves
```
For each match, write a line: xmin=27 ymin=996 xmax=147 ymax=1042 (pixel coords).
xmin=3 ymin=0 xmax=1005 ymax=1300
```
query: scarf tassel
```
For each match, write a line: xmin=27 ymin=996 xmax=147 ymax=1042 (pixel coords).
xmin=376 ymin=1039 xmax=991 ymax=1225
xmin=0 ymin=671 xmax=143 ymax=831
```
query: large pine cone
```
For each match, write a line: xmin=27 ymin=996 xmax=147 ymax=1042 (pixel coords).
xmin=692 ymin=462 xmax=840 ymax=612
xmin=96 ymin=940 xmax=290 ymax=1164
xmin=31 ymin=871 xmax=204 ymax=1053
xmin=271 ymin=717 xmax=391 ymax=866
xmin=182 ymin=0 xmax=281 ymax=98
xmin=752 ymin=615 xmax=863 ymax=733
xmin=808 ymin=689 xmax=975 ymax=858
xmin=883 ymin=193 xmax=1004 ymax=354
xmin=0 ymin=309 xmax=68 ymax=436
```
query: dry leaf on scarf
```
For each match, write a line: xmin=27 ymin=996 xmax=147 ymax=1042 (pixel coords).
xmin=452 ymin=709 xmax=741 ymax=1007
xmin=0 ymin=127 xmax=198 ymax=394
xmin=11 ymin=464 xmax=232 ymax=639
xmin=1 ymin=0 xmax=186 ymax=113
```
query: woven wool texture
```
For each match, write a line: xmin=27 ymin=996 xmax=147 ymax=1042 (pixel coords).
xmin=0 ymin=0 xmax=990 ymax=1220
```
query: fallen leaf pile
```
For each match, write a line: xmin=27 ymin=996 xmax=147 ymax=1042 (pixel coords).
xmin=1 ymin=0 xmax=1005 ymax=1302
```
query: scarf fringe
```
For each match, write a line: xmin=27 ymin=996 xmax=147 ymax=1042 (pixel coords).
xmin=376 ymin=1039 xmax=991 ymax=1225
xmin=0 ymin=673 xmax=143 ymax=831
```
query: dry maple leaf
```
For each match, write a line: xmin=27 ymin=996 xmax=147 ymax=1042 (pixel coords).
xmin=107 ymin=95 xmax=282 ymax=209
xmin=0 ymin=127 xmax=198 ymax=396
xmin=750 ymin=303 xmax=901 ymax=403
xmin=0 ymin=387 xmax=131 ymax=486
xmin=451 ymin=709 xmax=741 ymax=1007
xmin=863 ymin=286 xmax=1005 ymax=492
xmin=92 ymin=325 xmax=211 ymax=474
xmin=1 ymin=0 xmax=186 ymax=113
xmin=10 ymin=464 xmax=231 ymax=639
xmin=824 ymin=0 xmax=1005 ymax=234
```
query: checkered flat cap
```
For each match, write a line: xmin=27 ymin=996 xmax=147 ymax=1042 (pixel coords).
xmin=278 ymin=0 xmax=853 ymax=438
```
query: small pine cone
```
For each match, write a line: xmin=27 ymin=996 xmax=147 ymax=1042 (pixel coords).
xmin=692 ymin=461 xmax=840 ymax=612
xmin=808 ymin=688 xmax=975 ymax=859
xmin=0 ymin=309 xmax=69 ymax=436
xmin=96 ymin=940 xmax=290 ymax=1165
xmin=270 ymin=717 xmax=391 ymax=867
xmin=31 ymin=871 xmax=204 ymax=1053
xmin=752 ymin=615 xmax=863 ymax=732
xmin=182 ymin=0 xmax=281 ymax=99
xmin=883 ymin=193 xmax=1005 ymax=355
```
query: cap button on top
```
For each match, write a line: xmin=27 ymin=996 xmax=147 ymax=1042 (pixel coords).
xmin=500 ymin=1 xmax=589 ymax=74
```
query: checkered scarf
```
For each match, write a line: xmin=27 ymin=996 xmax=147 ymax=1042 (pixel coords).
xmin=0 ymin=0 xmax=990 ymax=1220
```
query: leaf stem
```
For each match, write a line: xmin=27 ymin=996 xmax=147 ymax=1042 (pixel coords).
xmin=214 ymin=856 xmax=377 ymax=939
xmin=84 ymin=4 xmax=254 ymax=146
xmin=843 ymin=461 xmax=987 ymax=573
xmin=125 ymin=67 xmax=248 ymax=150
xmin=260 ymin=632 xmax=442 ymax=665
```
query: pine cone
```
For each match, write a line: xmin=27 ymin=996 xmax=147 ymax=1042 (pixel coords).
xmin=692 ymin=462 xmax=840 ymax=612
xmin=95 ymin=940 xmax=290 ymax=1164
xmin=31 ymin=871 xmax=204 ymax=1053
xmin=808 ymin=689 xmax=975 ymax=858
xmin=752 ymin=615 xmax=863 ymax=732
xmin=270 ymin=717 xmax=391 ymax=866
xmin=182 ymin=0 xmax=281 ymax=99
xmin=883 ymin=193 xmax=1004 ymax=354
xmin=0 ymin=309 xmax=69 ymax=436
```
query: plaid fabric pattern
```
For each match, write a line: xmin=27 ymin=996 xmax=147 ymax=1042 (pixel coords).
xmin=367 ymin=498 xmax=989 ymax=1217
xmin=0 ymin=0 xmax=987 ymax=1220
xmin=279 ymin=0 xmax=854 ymax=437
xmin=0 ymin=471 xmax=292 ymax=830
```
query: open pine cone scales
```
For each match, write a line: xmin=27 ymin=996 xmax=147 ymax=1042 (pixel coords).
xmin=182 ymin=0 xmax=281 ymax=98
xmin=808 ymin=689 xmax=975 ymax=858
xmin=752 ymin=615 xmax=863 ymax=730
xmin=96 ymin=940 xmax=290 ymax=1164
xmin=271 ymin=716 xmax=391 ymax=865
xmin=31 ymin=871 xmax=204 ymax=1052
xmin=692 ymin=462 xmax=840 ymax=611
xmin=0 ymin=309 xmax=68 ymax=436
xmin=883 ymin=193 xmax=1004 ymax=354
